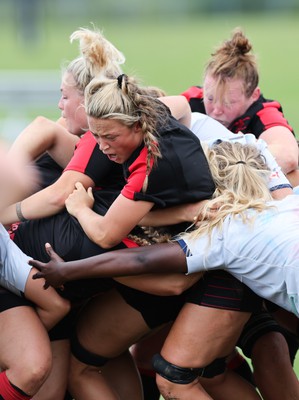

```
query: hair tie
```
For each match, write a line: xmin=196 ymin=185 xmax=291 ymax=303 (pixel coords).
xmin=235 ymin=161 xmax=246 ymax=165
xmin=117 ymin=74 xmax=126 ymax=89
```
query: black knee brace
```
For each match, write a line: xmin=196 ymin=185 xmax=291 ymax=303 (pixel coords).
xmin=71 ymin=332 xmax=109 ymax=367
xmin=152 ymin=354 xmax=226 ymax=384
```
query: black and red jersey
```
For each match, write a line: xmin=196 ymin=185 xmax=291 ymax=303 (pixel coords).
xmin=181 ymin=86 xmax=294 ymax=138
xmin=121 ymin=115 xmax=215 ymax=208
xmin=64 ymin=130 xmax=125 ymax=214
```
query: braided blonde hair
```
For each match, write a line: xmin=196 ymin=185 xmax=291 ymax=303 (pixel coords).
xmin=85 ymin=74 xmax=169 ymax=192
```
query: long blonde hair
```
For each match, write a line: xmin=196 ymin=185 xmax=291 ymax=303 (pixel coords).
xmin=185 ymin=141 xmax=272 ymax=240
xmin=62 ymin=27 xmax=125 ymax=95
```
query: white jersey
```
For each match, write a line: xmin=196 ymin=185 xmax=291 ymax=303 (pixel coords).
xmin=181 ymin=195 xmax=299 ymax=316
xmin=190 ymin=112 xmax=234 ymax=141
xmin=190 ymin=113 xmax=291 ymax=193
xmin=0 ymin=224 xmax=32 ymax=296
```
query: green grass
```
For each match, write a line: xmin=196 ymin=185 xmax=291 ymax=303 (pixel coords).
xmin=0 ymin=12 xmax=299 ymax=133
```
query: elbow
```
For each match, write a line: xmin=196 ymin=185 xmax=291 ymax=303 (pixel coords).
xmin=286 ymin=157 xmax=299 ymax=174
xmin=94 ymin=235 xmax=121 ymax=249
xmin=48 ymin=192 xmax=69 ymax=210
xmin=163 ymin=278 xmax=189 ymax=296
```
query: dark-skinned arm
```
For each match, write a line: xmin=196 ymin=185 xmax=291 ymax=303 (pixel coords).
xmin=31 ymin=242 xmax=188 ymax=289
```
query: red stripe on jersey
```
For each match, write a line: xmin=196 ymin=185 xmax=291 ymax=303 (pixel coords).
xmin=122 ymin=237 xmax=140 ymax=248
xmin=64 ymin=131 xmax=97 ymax=173
xmin=257 ymin=101 xmax=293 ymax=131
xmin=181 ymin=86 xmax=204 ymax=101
xmin=121 ymin=146 xmax=154 ymax=200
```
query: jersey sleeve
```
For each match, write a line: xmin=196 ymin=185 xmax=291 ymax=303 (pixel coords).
xmin=178 ymin=231 xmax=225 ymax=275
xmin=256 ymin=101 xmax=294 ymax=134
xmin=121 ymin=147 xmax=151 ymax=200
xmin=63 ymin=131 xmax=120 ymax=185
xmin=181 ymin=86 xmax=206 ymax=113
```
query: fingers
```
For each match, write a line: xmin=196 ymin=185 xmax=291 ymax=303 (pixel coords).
xmin=28 ymin=259 xmax=44 ymax=270
xmin=32 ymin=271 xmax=44 ymax=280
xmin=44 ymin=242 xmax=64 ymax=262
xmin=74 ymin=181 xmax=84 ymax=190
xmin=32 ymin=271 xmax=50 ymax=290
xmin=87 ymin=186 xmax=94 ymax=200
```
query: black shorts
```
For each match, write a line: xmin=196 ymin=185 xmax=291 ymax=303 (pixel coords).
xmin=116 ymin=283 xmax=186 ymax=329
xmin=0 ymin=286 xmax=33 ymax=313
xmin=238 ymin=309 xmax=299 ymax=362
xmin=185 ymin=271 xmax=263 ymax=312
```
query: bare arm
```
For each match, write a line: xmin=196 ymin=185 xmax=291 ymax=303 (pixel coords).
xmin=65 ymin=184 xmax=154 ymax=248
xmin=260 ymin=126 xmax=298 ymax=174
xmin=31 ymin=242 xmax=188 ymax=288
xmin=140 ymin=200 xmax=209 ymax=227
xmin=159 ymin=96 xmax=191 ymax=128
xmin=115 ymin=272 xmax=203 ymax=296
xmin=0 ymin=170 xmax=95 ymax=225
xmin=8 ymin=116 xmax=79 ymax=169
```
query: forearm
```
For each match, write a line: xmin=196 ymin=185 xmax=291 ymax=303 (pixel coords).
xmin=60 ymin=243 xmax=187 ymax=282
xmin=0 ymin=185 xmax=69 ymax=225
xmin=260 ymin=127 xmax=299 ymax=174
xmin=8 ymin=116 xmax=79 ymax=169
xmin=140 ymin=201 xmax=208 ymax=227
xmin=115 ymin=271 xmax=203 ymax=296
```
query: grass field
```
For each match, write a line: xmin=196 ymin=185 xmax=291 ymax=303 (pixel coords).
xmin=0 ymin=11 xmax=299 ymax=134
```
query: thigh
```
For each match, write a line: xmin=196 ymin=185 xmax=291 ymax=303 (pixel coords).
xmin=161 ymin=302 xmax=251 ymax=368
xmin=32 ymin=339 xmax=71 ymax=400
xmin=0 ymin=305 xmax=51 ymax=378
xmin=76 ymin=289 xmax=151 ymax=357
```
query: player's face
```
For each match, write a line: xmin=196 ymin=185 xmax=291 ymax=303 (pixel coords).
xmin=88 ymin=117 xmax=144 ymax=164
xmin=58 ymin=72 xmax=88 ymax=136
xmin=203 ymin=74 xmax=256 ymax=128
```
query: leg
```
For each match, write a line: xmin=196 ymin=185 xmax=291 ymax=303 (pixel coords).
xmin=251 ymin=332 xmax=299 ymax=400
xmin=0 ymin=306 xmax=52 ymax=397
xmin=238 ymin=309 xmax=299 ymax=400
xmin=68 ymin=289 xmax=149 ymax=400
xmin=130 ymin=323 xmax=172 ymax=400
xmin=155 ymin=303 xmax=259 ymax=400
xmin=24 ymin=268 xmax=71 ymax=331
xmin=32 ymin=339 xmax=70 ymax=400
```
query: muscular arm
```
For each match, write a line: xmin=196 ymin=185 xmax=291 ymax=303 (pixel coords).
xmin=31 ymin=241 xmax=188 ymax=288
xmin=0 ymin=170 xmax=95 ymax=225
xmin=66 ymin=187 xmax=154 ymax=248
xmin=115 ymin=271 xmax=202 ymax=296
xmin=8 ymin=116 xmax=79 ymax=169
xmin=260 ymin=126 xmax=298 ymax=174
xmin=140 ymin=200 xmax=208 ymax=227
xmin=159 ymin=96 xmax=191 ymax=128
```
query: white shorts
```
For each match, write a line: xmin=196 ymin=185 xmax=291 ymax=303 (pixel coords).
xmin=0 ymin=224 xmax=32 ymax=296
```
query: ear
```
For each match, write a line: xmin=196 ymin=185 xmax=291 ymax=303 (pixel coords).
xmin=251 ymin=87 xmax=260 ymax=102
xmin=133 ymin=121 xmax=142 ymax=132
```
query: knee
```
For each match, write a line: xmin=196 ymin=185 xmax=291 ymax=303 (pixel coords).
xmin=14 ymin=355 xmax=52 ymax=395
xmin=152 ymin=353 xmax=226 ymax=395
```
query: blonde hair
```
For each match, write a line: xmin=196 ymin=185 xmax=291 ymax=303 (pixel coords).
xmin=204 ymin=28 xmax=258 ymax=101
xmin=184 ymin=141 xmax=272 ymax=241
xmin=63 ymin=27 xmax=125 ymax=95
xmin=85 ymin=74 xmax=169 ymax=191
